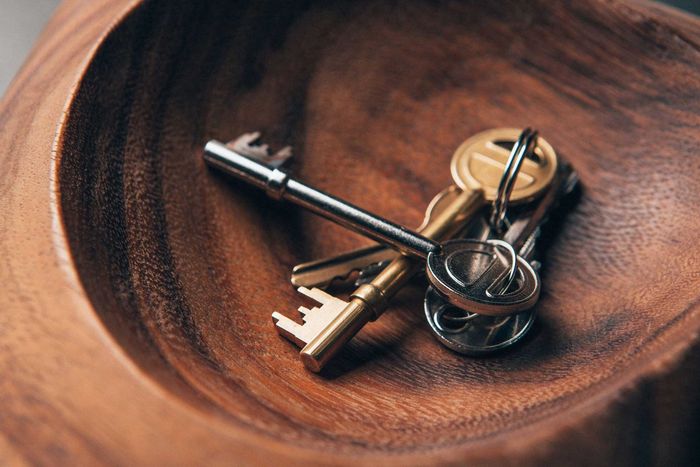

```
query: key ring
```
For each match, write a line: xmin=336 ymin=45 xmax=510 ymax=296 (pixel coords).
xmin=433 ymin=303 xmax=478 ymax=333
xmin=486 ymin=239 xmax=518 ymax=295
xmin=433 ymin=239 xmax=517 ymax=333
xmin=434 ymin=131 xmax=536 ymax=331
xmin=489 ymin=128 xmax=539 ymax=235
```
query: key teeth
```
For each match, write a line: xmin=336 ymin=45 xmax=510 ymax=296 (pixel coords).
xmin=227 ymin=132 xmax=257 ymax=150
xmin=272 ymin=287 xmax=350 ymax=350
xmin=272 ymin=312 xmax=306 ymax=347
xmin=227 ymin=131 xmax=293 ymax=168
xmin=275 ymin=146 xmax=293 ymax=159
xmin=297 ymin=286 xmax=330 ymax=305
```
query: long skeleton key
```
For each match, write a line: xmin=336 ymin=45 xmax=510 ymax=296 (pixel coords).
xmin=425 ymin=162 xmax=579 ymax=354
xmin=205 ymin=130 xmax=555 ymax=311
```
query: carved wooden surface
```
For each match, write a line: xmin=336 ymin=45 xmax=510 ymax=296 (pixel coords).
xmin=1 ymin=0 xmax=699 ymax=465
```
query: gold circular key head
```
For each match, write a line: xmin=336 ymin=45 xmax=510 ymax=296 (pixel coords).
xmin=450 ymin=128 xmax=558 ymax=202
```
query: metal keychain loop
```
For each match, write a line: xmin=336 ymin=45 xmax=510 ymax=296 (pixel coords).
xmin=486 ymin=239 xmax=518 ymax=295
xmin=489 ymin=128 xmax=539 ymax=235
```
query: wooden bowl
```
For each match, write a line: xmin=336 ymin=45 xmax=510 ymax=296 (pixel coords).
xmin=2 ymin=0 xmax=699 ymax=464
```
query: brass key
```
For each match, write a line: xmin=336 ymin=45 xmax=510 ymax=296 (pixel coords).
xmin=299 ymin=129 xmax=558 ymax=371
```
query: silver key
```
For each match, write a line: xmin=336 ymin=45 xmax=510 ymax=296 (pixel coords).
xmin=291 ymin=244 xmax=396 ymax=289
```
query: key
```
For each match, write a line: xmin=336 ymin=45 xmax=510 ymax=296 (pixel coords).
xmin=291 ymin=244 xmax=396 ymax=289
xmin=204 ymin=130 xmax=554 ymax=312
xmin=424 ymin=161 xmax=579 ymax=354
xmin=290 ymin=186 xmax=462 ymax=288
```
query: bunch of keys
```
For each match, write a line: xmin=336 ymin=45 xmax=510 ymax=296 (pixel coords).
xmin=204 ymin=128 xmax=575 ymax=371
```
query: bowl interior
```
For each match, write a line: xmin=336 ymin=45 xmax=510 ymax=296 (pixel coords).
xmin=57 ymin=0 xmax=700 ymax=454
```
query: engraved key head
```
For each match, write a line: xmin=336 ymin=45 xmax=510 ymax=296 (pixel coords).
xmin=451 ymin=128 xmax=557 ymax=202
xmin=424 ymin=287 xmax=536 ymax=355
xmin=425 ymin=239 xmax=540 ymax=316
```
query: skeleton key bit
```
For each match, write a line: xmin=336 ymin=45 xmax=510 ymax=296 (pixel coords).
xmin=227 ymin=131 xmax=292 ymax=168
xmin=272 ymin=287 xmax=348 ymax=347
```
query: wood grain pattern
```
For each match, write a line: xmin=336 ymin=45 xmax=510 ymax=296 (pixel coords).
xmin=1 ymin=0 xmax=700 ymax=464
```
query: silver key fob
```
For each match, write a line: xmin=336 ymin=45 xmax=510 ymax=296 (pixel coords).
xmin=425 ymin=163 xmax=578 ymax=355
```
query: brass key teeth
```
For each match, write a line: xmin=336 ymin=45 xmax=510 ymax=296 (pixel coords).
xmin=272 ymin=287 xmax=349 ymax=349
xmin=290 ymin=244 xmax=397 ymax=289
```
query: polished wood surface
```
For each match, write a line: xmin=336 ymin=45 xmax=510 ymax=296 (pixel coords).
xmin=1 ymin=0 xmax=700 ymax=465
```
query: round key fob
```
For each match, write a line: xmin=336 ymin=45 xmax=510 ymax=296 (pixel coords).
xmin=424 ymin=287 xmax=536 ymax=355
xmin=450 ymin=127 xmax=558 ymax=203
xmin=425 ymin=239 xmax=540 ymax=316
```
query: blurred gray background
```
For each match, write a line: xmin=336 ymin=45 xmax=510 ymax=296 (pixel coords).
xmin=0 ymin=0 xmax=699 ymax=97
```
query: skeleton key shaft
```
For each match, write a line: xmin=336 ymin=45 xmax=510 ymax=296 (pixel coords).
xmin=205 ymin=140 xmax=438 ymax=258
